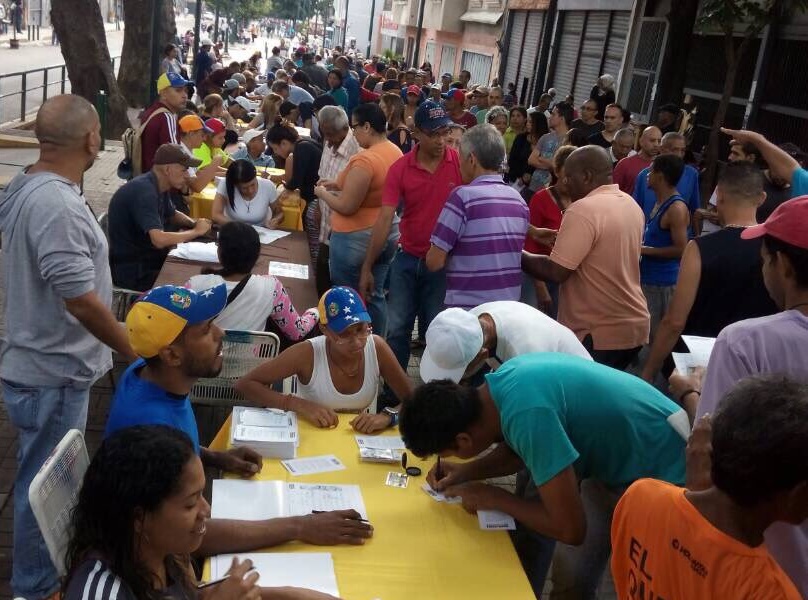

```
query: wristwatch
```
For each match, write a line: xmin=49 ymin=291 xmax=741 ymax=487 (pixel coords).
xmin=382 ymin=406 xmax=400 ymax=428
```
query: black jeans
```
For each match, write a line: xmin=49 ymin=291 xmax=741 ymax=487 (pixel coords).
xmin=582 ymin=334 xmax=641 ymax=371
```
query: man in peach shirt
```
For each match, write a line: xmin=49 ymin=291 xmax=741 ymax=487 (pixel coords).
xmin=522 ymin=145 xmax=650 ymax=370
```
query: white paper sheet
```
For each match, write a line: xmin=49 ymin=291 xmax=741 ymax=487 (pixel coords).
xmin=269 ymin=261 xmax=309 ymax=279
xmin=281 ymin=454 xmax=346 ymax=476
xmin=421 ymin=483 xmax=462 ymax=504
xmin=681 ymin=335 xmax=716 ymax=365
xmin=238 ymin=407 xmax=293 ymax=428
xmin=671 ymin=352 xmax=704 ymax=376
xmin=354 ymin=435 xmax=406 ymax=451
xmin=211 ymin=480 xmax=367 ymax=520
xmin=232 ymin=425 xmax=292 ymax=442
xmin=210 ymin=553 xmax=339 ymax=597
xmin=477 ymin=510 xmax=516 ymax=531
xmin=168 ymin=241 xmax=220 ymax=262
xmin=251 ymin=225 xmax=291 ymax=245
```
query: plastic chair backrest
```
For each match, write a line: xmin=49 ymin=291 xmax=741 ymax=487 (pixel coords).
xmin=191 ymin=329 xmax=281 ymax=406
xmin=29 ymin=429 xmax=89 ymax=576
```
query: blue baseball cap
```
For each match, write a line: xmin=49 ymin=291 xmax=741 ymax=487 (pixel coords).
xmin=414 ymin=100 xmax=452 ymax=132
xmin=125 ymin=284 xmax=227 ymax=358
xmin=317 ymin=287 xmax=371 ymax=333
xmin=157 ymin=71 xmax=191 ymax=92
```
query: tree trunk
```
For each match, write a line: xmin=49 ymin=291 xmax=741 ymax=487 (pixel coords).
xmin=117 ymin=0 xmax=176 ymax=107
xmin=51 ymin=0 xmax=131 ymax=138
xmin=656 ymin=0 xmax=700 ymax=108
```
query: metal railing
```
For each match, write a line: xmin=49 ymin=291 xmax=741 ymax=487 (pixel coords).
xmin=0 ymin=56 xmax=120 ymax=123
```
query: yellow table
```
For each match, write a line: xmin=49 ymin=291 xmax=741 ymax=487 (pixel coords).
xmin=208 ymin=416 xmax=534 ymax=600
xmin=189 ymin=179 xmax=304 ymax=231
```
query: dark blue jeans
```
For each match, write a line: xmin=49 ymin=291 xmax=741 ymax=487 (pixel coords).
xmin=385 ymin=248 xmax=447 ymax=371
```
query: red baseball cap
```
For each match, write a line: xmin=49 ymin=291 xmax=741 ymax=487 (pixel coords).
xmin=204 ymin=118 xmax=226 ymax=135
xmin=406 ymin=84 xmax=422 ymax=96
xmin=742 ymin=195 xmax=808 ymax=249
xmin=443 ymin=89 xmax=466 ymax=103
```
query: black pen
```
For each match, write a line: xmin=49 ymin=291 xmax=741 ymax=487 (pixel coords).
xmin=196 ymin=567 xmax=256 ymax=589
xmin=436 ymin=455 xmax=444 ymax=480
xmin=311 ymin=509 xmax=370 ymax=524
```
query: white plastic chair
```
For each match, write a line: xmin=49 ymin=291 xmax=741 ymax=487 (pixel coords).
xmin=191 ymin=329 xmax=281 ymax=406
xmin=28 ymin=429 xmax=89 ymax=576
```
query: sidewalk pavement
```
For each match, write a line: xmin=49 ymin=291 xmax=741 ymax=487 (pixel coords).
xmin=0 ymin=21 xmax=122 ymax=47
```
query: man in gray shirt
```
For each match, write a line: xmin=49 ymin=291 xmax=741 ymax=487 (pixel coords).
xmin=0 ymin=95 xmax=134 ymax=600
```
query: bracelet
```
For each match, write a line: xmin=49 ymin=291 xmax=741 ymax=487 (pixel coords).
xmin=677 ymin=388 xmax=701 ymax=404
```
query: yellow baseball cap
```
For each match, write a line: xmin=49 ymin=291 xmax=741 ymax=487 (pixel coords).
xmin=157 ymin=72 xmax=191 ymax=93
xmin=126 ymin=284 xmax=226 ymax=358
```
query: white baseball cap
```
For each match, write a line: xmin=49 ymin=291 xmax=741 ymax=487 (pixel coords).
xmin=419 ymin=308 xmax=484 ymax=383
xmin=242 ymin=129 xmax=265 ymax=145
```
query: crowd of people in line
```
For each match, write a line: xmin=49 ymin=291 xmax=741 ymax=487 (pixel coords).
xmin=1 ymin=36 xmax=808 ymax=600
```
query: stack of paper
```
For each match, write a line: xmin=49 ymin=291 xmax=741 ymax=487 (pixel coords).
xmin=210 ymin=553 xmax=339 ymax=597
xmin=355 ymin=435 xmax=405 ymax=463
xmin=168 ymin=241 xmax=220 ymax=262
xmin=212 ymin=479 xmax=369 ymax=520
xmin=230 ymin=406 xmax=299 ymax=459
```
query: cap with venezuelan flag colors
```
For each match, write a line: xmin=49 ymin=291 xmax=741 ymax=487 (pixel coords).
xmin=317 ymin=286 xmax=371 ymax=333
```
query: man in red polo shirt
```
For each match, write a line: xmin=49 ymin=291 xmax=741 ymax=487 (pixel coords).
xmin=444 ymin=89 xmax=477 ymax=130
xmin=359 ymin=100 xmax=461 ymax=381
xmin=612 ymin=125 xmax=661 ymax=194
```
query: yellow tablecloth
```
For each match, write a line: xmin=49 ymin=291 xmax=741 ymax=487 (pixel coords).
xmin=208 ymin=416 xmax=534 ymax=600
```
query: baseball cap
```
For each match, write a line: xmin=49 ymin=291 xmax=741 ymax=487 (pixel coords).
xmin=153 ymin=144 xmax=202 ymax=168
xmin=200 ymin=37 xmax=212 ymax=46
xmin=414 ymin=100 xmax=452 ymax=132
xmin=242 ymin=129 xmax=265 ymax=145
xmin=429 ymin=83 xmax=442 ymax=90
xmin=443 ymin=88 xmax=466 ymax=103
xmin=157 ymin=72 xmax=191 ymax=93
xmin=406 ymin=84 xmax=421 ymax=96
xmin=441 ymin=72 xmax=452 ymax=79
xmin=204 ymin=118 xmax=226 ymax=134
xmin=231 ymin=73 xmax=247 ymax=85
xmin=223 ymin=78 xmax=239 ymax=91
xmin=126 ymin=284 xmax=227 ymax=358
xmin=473 ymin=86 xmax=490 ymax=96
xmin=178 ymin=115 xmax=213 ymax=134
xmin=420 ymin=308 xmax=484 ymax=383
xmin=741 ymin=196 xmax=808 ymax=249
xmin=233 ymin=96 xmax=257 ymax=113
xmin=317 ymin=287 xmax=371 ymax=333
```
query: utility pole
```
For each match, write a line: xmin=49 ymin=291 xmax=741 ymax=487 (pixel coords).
xmin=366 ymin=0 xmax=375 ymax=57
xmin=192 ymin=0 xmax=202 ymax=79
xmin=342 ymin=0 xmax=350 ymax=48
xmin=213 ymin=5 xmax=219 ymax=42
xmin=412 ymin=0 xmax=425 ymax=68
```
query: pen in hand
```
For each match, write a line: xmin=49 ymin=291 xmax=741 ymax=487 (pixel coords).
xmin=311 ymin=509 xmax=370 ymax=524
xmin=435 ymin=455 xmax=444 ymax=481
xmin=196 ymin=567 xmax=256 ymax=589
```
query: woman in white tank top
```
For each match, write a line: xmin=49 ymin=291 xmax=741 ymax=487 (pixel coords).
xmin=236 ymin=286 xmax=413 ymax=433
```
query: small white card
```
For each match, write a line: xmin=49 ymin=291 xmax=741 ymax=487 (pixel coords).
xmin=421 ymin=483 xmax=462 ymax=504
xmin=385 ymin=471 xmax=408 ymax=488
xmin=355 ymin=435 xmax=406 ymax=451
xmin=269 ymin=261 xmax=309 ymax=279
xmin=281 ymin=455 xmax=346 ymax=476
xmin=477 ymin=509 xmax=516 ymax=531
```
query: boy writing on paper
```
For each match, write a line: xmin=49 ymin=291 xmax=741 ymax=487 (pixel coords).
xmin=611 ymin=376 xmax=806 ymax=599
xmin=399 ymin=353 xmax=687 ymax=598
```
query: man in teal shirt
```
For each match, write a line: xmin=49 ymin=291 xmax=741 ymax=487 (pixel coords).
xmin=400 ymin=353 xmax=688 ymax=599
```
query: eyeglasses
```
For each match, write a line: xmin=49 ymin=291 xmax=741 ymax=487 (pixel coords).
xmin=333 ymin=324 xmax=372 ymax=344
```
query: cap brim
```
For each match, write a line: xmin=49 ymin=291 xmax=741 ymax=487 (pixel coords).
xmin=741 ymin=223 xmax=767 ymax=240
xmin=420 ymin=116 xmax=452 ymax=132
xmin=328 ymin=310 xmax=371 ymax=334
xmin=201 ymin=125 xmax=214 ymax=134
xmin=419 ymin=345 xmax=467 ymax=383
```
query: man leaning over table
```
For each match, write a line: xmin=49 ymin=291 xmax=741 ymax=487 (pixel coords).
xmin=106 ymin=283 xmax=375 ymax=555
xmin=0 ymin=94 xmax=137 ymax=600
xmin=108 ymin=143 xmax=213 ymax=291
xmin=400 ymin=352 xmax=688 ymax=599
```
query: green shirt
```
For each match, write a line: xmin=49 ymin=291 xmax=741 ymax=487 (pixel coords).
xmin=476 ymin=108 xmax=489 ymax=125
xmin=485 ymin=353 xmax=686 ymax=488
xmin=192 ymin=143 xmax=229 ymax=169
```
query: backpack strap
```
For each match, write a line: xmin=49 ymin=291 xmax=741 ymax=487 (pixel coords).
xmin=133 ymin=107 xmax=172 ymax=176
xmin=226 ymin=275 xmax=252 ymax=306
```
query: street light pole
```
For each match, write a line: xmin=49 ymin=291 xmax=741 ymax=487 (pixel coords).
xmin=412 ymin=0 xmax=425 ymax=68
xmin=366 ymin=0 xmax=375 ymax=57
xmin=342 ymin=0 xmax=349 ymax=48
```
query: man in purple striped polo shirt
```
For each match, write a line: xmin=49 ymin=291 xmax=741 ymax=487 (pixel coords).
xmin=426 ymin=124 xmax=529 ymax=309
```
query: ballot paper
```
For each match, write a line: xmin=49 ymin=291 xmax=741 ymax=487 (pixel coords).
xmin=168 ymin=241 xmax=220 ymax=262
xmin=210 ymin=553 xmax=339 ymax=597
xmin=251 ymin=225 xmax=291 ymax=245
xmin=477 ymin=509 xmax=517 ymax=531
xmin=355 ymin=435 xmax=406 ymax=451
xmin=681 ymin=335 xmax=716 ymax=365
xmin=230 ymin=406 xmax=298 ymax=459
xmin=281 ymin=454 xmax=346 ymax=476
xmin=269 ymin=261 xmax=309 ymax=279
xmin=671 ymin=352 xmax=703 ymax=377
xmin=212 ymin=479 xmax=368 ymax=520
xmin=421 ymin=483 xmax=462 ymax=504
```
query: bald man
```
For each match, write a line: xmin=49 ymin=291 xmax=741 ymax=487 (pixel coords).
xmin=522 ymin=146 xmax=650 ymax=370
xmin=0 ymin=94 xmax=135 ymax=600
xmin=613 ymin=125 xmax=661 ymax=194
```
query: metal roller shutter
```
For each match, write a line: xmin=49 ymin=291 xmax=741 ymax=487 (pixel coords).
xmin=462 ymin=50 xmax=494 ymax=87
xmin=552 ymin=11 xmax=585 ymax=99
xmin=503 ymin=11 xmax=527 ymax=97
xmin=425 ymin=41 xmax=436 ymax=67
xmin=603 ymin=11 xmax=630 ymax=83
xmin=440 ymin=45 xmax=457 ymax=79
xmin=522 ymin=11 xmax=544 ymax=103
xmin=574 ymin=11 xmax=609 ymax=104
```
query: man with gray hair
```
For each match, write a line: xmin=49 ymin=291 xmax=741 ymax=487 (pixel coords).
xmin=610 ymin=127 xmax=635 ymax=166
xmin=0 ymin=94 xmax=136 ymax=600
xmin=316 ymin=104 xmax=360 ymax=295
xmin=271 ymin=78 xmax=314 ymax=106
xmin=426 ymin=124 xmax=529 ymax=309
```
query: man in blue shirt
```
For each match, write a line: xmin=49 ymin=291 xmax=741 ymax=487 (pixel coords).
xmin=400 ymin=353 xmax=688 ymax=598
xmin=633 ymin=131 xmax=701 ymax=219
xmin=335 ymin=55 xmax=359 ymax=116
xmin=107 ymin=284 xmax=373 ymax=550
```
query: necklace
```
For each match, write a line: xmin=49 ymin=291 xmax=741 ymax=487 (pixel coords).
xmin=327 ymin=343 xmax=363 ymax=378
